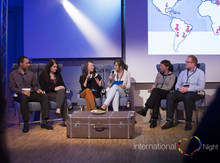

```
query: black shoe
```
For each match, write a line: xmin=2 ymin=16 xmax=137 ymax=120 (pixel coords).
xmin=150 ymin=119 xmax=157 ymax=128
xmin=98 ymin=107 xmax=106 ymax=111
xmin=161 ymin=121 xmax=174 ymax=130
xmin=22 ymin=122 xmax=29 ymax=133
xmin=185 ymin=122 xmax=192 ymax=130
xmin=41 ymin=121 xmax=53 ymax=130
xmin=135 ymin=108 xmax=147 ymax=117
xmin=68 ymin=104 xmax=73 ymax=111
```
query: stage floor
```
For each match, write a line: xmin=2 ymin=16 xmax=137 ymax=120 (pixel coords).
xmin=5 ymin=108 xmax=197 ymax=163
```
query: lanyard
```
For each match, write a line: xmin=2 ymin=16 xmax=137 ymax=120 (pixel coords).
xmin=161 ymin=75 xmax=166 ymax=88
xmin=186 ymin=68 xmax=197 ymax=83
xmin=160 ymin=72 xmax=171 ymax=88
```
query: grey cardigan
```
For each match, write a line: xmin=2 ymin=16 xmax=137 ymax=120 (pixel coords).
xmin=153 ymin=72 xmax=176 ymax=91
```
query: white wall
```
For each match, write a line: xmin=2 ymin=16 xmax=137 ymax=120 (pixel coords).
xmin=126 ymin=45 xmax=220 ymax=82
xmin=125 ymin=0 xmax=220 ymax=83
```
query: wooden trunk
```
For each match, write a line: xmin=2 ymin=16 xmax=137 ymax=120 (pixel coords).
xmin=67 ymin=111 xmax=135 ymax=139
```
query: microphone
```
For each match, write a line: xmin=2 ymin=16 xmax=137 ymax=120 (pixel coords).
xmin=90 ymin=71 xmax=98 ymax=78
xmin=110 ymin=70 xmax=115 ymax=80
xmin=94 ymin=73 xmax=98 ymax=78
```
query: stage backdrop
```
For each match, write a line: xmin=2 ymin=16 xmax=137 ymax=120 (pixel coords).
xmin=148 ymin=0 xmax=220 ymax=55
xmin=126 ymin=0 xmax=220 ymax=82
xmin=24 ymin=0 xmax=122 ymax=58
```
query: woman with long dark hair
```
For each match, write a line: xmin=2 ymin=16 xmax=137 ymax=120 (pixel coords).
xmin=39 ymin=59 xmax=67 ymax=125
xmin=100 ymin=59 xmax=130 ymax=111
xmin=79 ymin=61 xmax=102 ymax=111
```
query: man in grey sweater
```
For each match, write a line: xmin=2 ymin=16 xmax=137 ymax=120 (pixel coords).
xmin=136 ymin=60 xmax=176 ymax=128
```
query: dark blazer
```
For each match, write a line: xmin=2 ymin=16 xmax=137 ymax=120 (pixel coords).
xmin=39 ymin=73 xmax=65 ymax=93
xmin=79 ymin=74 xmax=102 ymax=98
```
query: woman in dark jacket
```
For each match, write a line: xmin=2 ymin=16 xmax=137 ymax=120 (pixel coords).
xmin=79 ymin=61 xmax=103 ymax=111
xmin=39 ymin=59 xmax=67 ymax=125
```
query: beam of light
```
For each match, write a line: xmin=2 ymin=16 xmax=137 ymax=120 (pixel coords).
xmin=61 ymin=0 xmax=120 ymax=57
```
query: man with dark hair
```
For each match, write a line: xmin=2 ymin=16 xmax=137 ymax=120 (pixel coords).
xmin=9 ymin=56 xmax=53 ymax=133
xmin=162 ymin=55 xmax=205 ymax=130
xmin=17 ymin=56 xmax=28 ymax=66
xmin=136 ymin=60 xmax=176 ymax=128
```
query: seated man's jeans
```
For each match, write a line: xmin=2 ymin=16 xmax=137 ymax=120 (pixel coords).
xmin=14 ymin=92 xmax=49 ymax=122
xmin=166 ymin=90 xmax=202 ymax=123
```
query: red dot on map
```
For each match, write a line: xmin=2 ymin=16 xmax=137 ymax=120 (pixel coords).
xmin=186 ymin=26 xmax=190 ymax=33
xmin=175 ymin=24 xmax=179 ymax=31
xmin=182 ymin=32 xmax=185 ymax=38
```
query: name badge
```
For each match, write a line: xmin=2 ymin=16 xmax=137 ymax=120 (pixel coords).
xmin=183 ymin=82 xmax=189 ymax=88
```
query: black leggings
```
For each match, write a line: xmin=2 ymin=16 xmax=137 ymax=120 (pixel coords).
xmin=145 ymin=88 xmax=169 ymax=119
xmin=47 ymin=89 xmax=67 ymax=121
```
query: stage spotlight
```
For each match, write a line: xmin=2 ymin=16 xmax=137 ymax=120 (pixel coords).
xmin=61 ymin=0 xmax=120 ymax=57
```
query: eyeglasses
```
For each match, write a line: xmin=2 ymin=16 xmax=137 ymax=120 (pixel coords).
xmin=185 ymin=61 xmax=193 ymax=64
